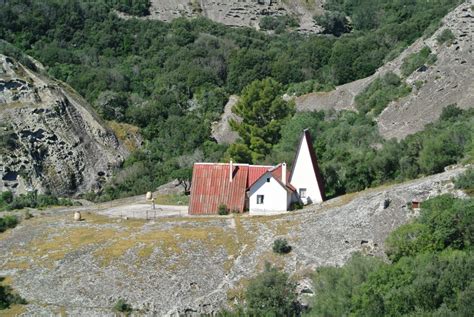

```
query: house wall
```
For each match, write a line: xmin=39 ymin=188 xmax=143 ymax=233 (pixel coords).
xmin=290 ymin=136 xmax=324 ymax=204
xmin=249 ymin=172 xmax=289 ymax=214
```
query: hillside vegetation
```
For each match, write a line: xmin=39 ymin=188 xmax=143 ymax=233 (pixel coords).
xmin=0 ymin=0 xmax=465 ymax=200
xmin=218 ymin=171 xmax=474 ymax=316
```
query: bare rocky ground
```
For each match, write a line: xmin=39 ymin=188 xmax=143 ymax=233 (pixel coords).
xmin=211 ymin=95 xmax=240 ymax=144
xmin=0 ymin=166 xmax=469 ymax=316
xmin=117 ymin=0 xmax=323 ymax=33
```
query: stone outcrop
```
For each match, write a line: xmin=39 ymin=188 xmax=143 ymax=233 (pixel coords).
xmin=0 ymin=55 xmax=128 ymax=196
xmin=293 ymin=2 xmax=474 ymax=139
xmin=211 ymin=95 xmax=240 ymax=144
xmin=118 ymin=0 xmax=323 ymax=33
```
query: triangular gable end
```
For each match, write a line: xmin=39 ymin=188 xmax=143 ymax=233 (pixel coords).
xmin=289 ymin=129 xmax=325 ymax=203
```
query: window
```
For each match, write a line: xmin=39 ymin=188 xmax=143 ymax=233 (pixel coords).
xmin=299 ymin=188 xmax=307 ymax=198
xmin=257 ymin=195 xmax=264 ymax=204
xmin=266 ymin=177 xmax=271 ymax=182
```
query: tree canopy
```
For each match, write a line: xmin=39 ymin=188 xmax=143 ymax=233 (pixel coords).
xmin=228 ymin=78 xmax=295 ymax=163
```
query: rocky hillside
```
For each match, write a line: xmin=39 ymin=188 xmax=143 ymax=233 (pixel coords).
xmin=120 ymin=0 xmax=323 ymax=32
xmin=0 ymin=166 xmax=468 ymax=315
xmin=213 ymin=2 xmax=473 ymax=143
xmin=0 ymin=55 xmax=128 ymax=196
xmin=295 ymin=1 xmax=474 ymax=139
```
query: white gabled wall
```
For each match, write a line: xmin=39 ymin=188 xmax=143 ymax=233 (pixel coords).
xmin=290 ymin=134 xmax=324 ymax=204
xmin=249 ymin=172 xmax=289 ymax=214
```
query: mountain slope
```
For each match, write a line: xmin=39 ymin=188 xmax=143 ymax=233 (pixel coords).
xmin=0 ymin=54 xmax=129 ymax=196
xmin=294 ymin=2 xmax=474 ymax=139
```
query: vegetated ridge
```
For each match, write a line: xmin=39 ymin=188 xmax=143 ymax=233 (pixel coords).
xmin=0 ymin=54 xmax=130 ymax=196
xmin=294 ymin=2 xmax=474 ymax=139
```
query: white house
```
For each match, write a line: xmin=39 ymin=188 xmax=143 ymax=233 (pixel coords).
xmin=247 ymin=129 xmax=325 ymax=215
xmin=188 ymin=129 xmax=325 ymax=215
xmin=248 ymin=163 xmax=296 ymax=215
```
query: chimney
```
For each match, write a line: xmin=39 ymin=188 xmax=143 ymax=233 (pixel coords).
xmin=282 ymin=162 xmax=287 ymax=185
xmin=229 ymin=160 xmax=233 ymax=183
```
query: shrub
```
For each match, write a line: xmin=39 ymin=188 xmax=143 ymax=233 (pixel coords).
xmin=0 ymin=191 xmax=13 ymax=205
xmin=289 ymin=201 xmax=303 ymax=211
xmin=259 ymin=15 xmax=299 ymax=33
xmin=437 ymin=29 xmax=455 ymax=45
xmin=401 ymin=46 xmax=437 ymax=77
xmin=273 ymin=238 xmax=292 ymax=254
xmin=2 ymin=191 xmax=75 ymax=211
xmin=218 ymin=204 xmax=229 ymax=215
xmin=0 ymin=215 xmax=18 ymax=233
xmin=113 ymin=298 xmax=132 ymax=313
xmin=355 ymin=72 xmax=411 ymax=115
xmin=310 ymin=253 xmax=383 ymax=316
xmin=245 ymin=263 xmax=299 ymax=316
xmin=0 ymin=277 xmax=27 ymax=310
xmin=113 ymin=0 xmax=150 ymax=16
xmin=314 ymin=11 xmax=351 ymax=36
xmin=454 ymin=168 xmax=474 ymax=195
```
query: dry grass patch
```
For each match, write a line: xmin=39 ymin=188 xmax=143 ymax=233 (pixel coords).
xmin=323 ymin=192 xmax=359 ymax=209
xmin=154 ymin=194 xmax=189 ymax=206
xmin=95 ymin=224 xmax=240 ymax=269
xmin=1 ymin=303 xmax=27 ymax=316
xmin=107 ymin=121 xmax=141 ymax=152
xmin=234 ymin=216 xmax=258 ymax=256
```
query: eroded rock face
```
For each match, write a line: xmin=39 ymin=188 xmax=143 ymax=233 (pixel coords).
xmin=211 ymin=95 xmax=240 ymax=144
xmin=0 ymin=55 xmax=128 ymax=196
xmin=376 ymin=2 xmax=474 ymax=139
xmin=118 ymin=0 xmax=323 ymax=33
xmin=294 ymin=2 xmax=473 ymax=139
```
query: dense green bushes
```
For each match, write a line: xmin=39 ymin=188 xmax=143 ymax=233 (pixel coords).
xmin=401 ymin=46 xmax=437 ymax=77
xmin=0 ymin=277 xmax=27 ymax=310
xmin=314 ymin=11 xmax=351 ymax=36
xmin=112 ymin=0 xmax=150 ymax=16
xmin=455 ymin=168 xmax=474 ymax=195
xmin=227 ymin=78 xmax=295 ymax=163
xmin=386 ymin=195 xmax=473 ymax=261
xmin=272 ymin=238 xmax=292 ymax=254
xmin=245 ymin=263 xmax=299 ymax=316
xmin=113 ymin=298 xmax=132 ymax=313
xmin=437 ymin=28 xmax=456 ymax=45
xmin=355 ymin=72 xmax=411 ymax=116
xmin=269 ymin=106 xmax=473 ymax=198
xmin=307 ymin=195 xmax=474 ymax=316
xmin=0 ymin=191 xmax=75 ymax=211
xmin=0 ymin=215 xmax=18 ymax=233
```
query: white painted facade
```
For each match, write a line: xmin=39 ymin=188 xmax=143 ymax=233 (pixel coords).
xmin=248 ymin=172 xmax=291 ymax=215
xmin=289 ymin=132 xmax=324 ymax=204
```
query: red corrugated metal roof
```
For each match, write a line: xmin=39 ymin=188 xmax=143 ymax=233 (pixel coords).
xmin=247 ymin=165 xmax=273 ymax=188
xmin=270 ymin=164 xmax=291 ymax=185
xmin=188 ymin=163 xmax=250 ymax=215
